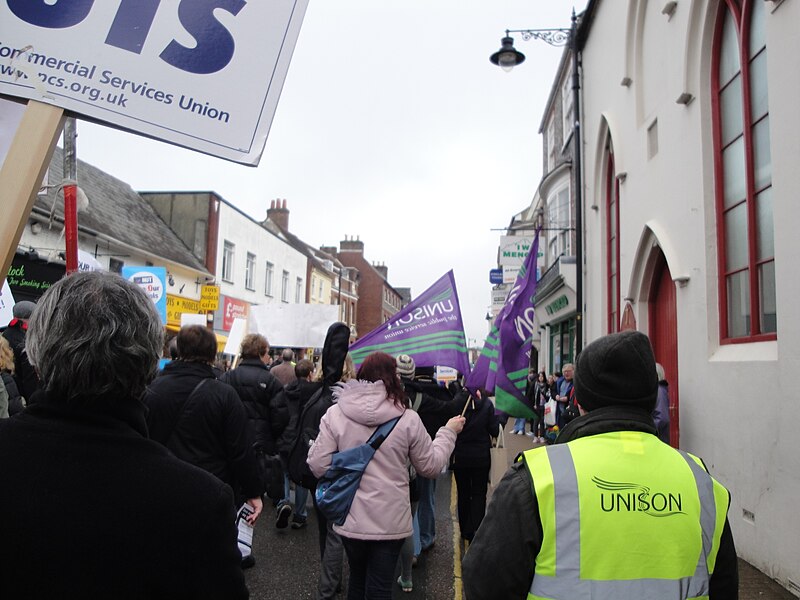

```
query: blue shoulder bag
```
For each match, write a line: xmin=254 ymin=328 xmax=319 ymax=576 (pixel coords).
xmin=315 ymin=416 xmax=402 ymax=526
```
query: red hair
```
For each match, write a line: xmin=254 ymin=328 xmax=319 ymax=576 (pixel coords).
xmin=356 ymin=351 xmax=406 ymax=409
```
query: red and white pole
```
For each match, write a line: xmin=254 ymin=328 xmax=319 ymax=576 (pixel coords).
xmin=63 ymin=118 xmax=78 ymax=274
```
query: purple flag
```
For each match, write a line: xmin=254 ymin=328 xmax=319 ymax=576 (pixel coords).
xmin=349 ymin=270 xmax=470 ymax=375
xmin=467 ymin=230 xmax=541 ymax=418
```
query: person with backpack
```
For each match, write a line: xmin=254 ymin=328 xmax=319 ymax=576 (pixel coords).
xmin=276 ymin=358 xmax=322 ymax=529
xmin=307 ymin=351 xmax=465 ymax=600
xmin=219 ymin=334 xmax=290 ymax=528
xmin=287 ymin=322 xmax=351 ymax=600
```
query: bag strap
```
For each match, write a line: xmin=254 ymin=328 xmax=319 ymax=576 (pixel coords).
xmin=412 ymin=392 xmax=423 ymax=412
xmin=167 ymin=378 xmax=210 ymax=444
xmin=367 ymin=416 xmax=401 ymax=451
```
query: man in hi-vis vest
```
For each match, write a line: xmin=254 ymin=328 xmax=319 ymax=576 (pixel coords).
xmin=463 ymin=330 xmax=738 ymax=599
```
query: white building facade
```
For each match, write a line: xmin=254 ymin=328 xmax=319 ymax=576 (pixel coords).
xmin=578 ymin=0 xmax=799 ymax=590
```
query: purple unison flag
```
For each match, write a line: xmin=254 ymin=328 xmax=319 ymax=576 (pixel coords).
xmin=349 ymin=270 xmax=470 ymax=375
xmin=466 ymin=230 xmax=541 ymax=418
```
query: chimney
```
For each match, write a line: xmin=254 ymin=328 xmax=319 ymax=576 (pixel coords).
xmin=320 ymin=246 xmax=338 ymax=257
xmin=340 ymin=235 xmax=364 ymax=253
xmin=267 ymin=198 xmax=289 ymax=231
xmin=374 ymin=262 xmax=388 ymax=280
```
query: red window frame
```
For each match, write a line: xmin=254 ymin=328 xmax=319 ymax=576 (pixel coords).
xmin=710 ymin=0 xmax=775 ymax=343
xmin=605 ymin=146 xmax=620 ymax=334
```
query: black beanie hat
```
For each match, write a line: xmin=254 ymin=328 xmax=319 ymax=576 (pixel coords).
xmin=573 ymin=330 xmax=658 ymax=413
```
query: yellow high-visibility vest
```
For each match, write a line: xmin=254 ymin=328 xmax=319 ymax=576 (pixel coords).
xmin=522 ymin=431 xmax=729 ymax=600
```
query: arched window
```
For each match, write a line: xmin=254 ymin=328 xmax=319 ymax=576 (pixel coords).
xmin=712 ymin=0 xmax=775 ymax=342
xmin=605 ymin=143 xmax=620 ymax=333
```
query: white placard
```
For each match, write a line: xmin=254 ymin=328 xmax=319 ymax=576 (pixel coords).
xmin=0 ymin=1 xmax=308 ymax=165
xmin=180 ymin=313 xmax=207 ymax=328
xmin=0 ymin=279 xmax=16 ymax=326
xmin=248 ymin=303 xmax=339 ymax=348
xmin=223 ymin=317 xmax=248 ymax=356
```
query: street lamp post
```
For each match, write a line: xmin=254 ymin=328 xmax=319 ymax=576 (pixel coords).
xmin=490 ymin=9 xmax=583 ymax=354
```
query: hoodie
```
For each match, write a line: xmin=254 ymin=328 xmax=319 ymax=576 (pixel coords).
xmin=307 ymin=379 xmax=456 ymax=540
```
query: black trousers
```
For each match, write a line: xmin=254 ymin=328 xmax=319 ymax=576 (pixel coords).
xmin=453 ymin=464 xmax=490 ymax=541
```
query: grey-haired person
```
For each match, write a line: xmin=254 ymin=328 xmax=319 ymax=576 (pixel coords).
xmin=0 ymin=271 xmax=248 ymax=599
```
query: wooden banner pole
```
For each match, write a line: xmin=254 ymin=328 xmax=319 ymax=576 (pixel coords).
xmin=0 ymin=100 xmax=65 ymax=279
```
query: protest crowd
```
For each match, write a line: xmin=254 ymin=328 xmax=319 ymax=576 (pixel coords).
xmin=0 ymin=271 xmax=739 ymax=599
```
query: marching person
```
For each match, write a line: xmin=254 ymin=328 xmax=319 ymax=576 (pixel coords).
xmin=463 ymin=330 xmax=738 ymax=599
xmin=144 ymin=325 xmax=264 ymax=569
xmin=219 ymin=334 xmax=291 ymax=528
xmin=1 ymin=300 xmax=39 ymax=402
xmin=0 ymin=272 xmax=248 ymax=598
xmin=307 ymin=351 xmax=465 ymax=600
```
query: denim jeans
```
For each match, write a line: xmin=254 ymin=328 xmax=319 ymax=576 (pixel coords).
xmin=342 ymin=537 xmax=404 ymax=600
xmin=413 ymin=476 xmax=437 ymax=555
xmin=513 ymin=417 xmax=526 ymax=433
xmin=294 ymin=484 xmax=309 ymax=520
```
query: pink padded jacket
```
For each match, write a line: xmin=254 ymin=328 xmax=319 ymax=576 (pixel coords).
xmin=307 ymin=379 xmax=456 ymax=540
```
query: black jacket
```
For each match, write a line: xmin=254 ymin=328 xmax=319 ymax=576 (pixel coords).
xmin=287 ymin=322 xmax=350 ymax=490
xmin=277 ymin=378 xmax=323 ymax=457
xmin=219 ymin=359 xmax=288 ymax=455
xmin=462 ymin=406 xmax=738 ymax=599
xmin=144 ymin=360 xmax=262 ymax=499
xmin=1 ymin=372 xmax=24 ymax=416
xmin=452 ymin=394 xmax=499 ymax=469
xmin=0 ymin=393 xmax=248 ymax=599
xmin=1 ymin=322 xmax=38 ymax=402
xmin=401 ymin=377 xmax=462 ymax=439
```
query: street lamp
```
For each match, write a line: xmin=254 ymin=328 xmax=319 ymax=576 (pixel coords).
xmin=490 ymin=9 xmax=584 ymax=354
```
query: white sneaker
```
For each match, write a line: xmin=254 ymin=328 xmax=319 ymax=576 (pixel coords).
xmin=526 ymin=432 xmax=536 ymax=438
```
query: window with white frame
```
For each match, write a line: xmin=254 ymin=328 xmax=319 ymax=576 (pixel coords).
xmin=712 ymin=0 xmax=775 ymax=341
xmin=265 ymin=262 xmax=274 ymax=296
xmin=295 ymin=277 xmax=303 ymax=303
xmin=222 ymin=241 xmax=235 ymax=282
xmin=281 ymin=270 xmax=289 ymax=303
xmin=547 ymin=186 xmax=572 ymax=260
xmin=318 ymin=279 xmax=324 ymax=301
xmin=547 ymin=117 xmax=556 ymax=172
xmin=245 ymin=253 xmax=256 ymax=290
xmin=561 ymin=62 xmax=573 ymax=143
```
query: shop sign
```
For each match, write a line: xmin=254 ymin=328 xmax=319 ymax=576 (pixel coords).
xmin=166 ymin=294 xmax=202 ymax=328
xmin=223 ymin=296 xmax=249 ymax=331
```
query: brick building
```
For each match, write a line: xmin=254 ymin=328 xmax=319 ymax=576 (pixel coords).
xmin=323 ymin=237 xmax=404 ymax=339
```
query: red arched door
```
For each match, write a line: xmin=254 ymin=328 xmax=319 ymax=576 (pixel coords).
xmin=649 ymin=250 xmax=679 ymax=447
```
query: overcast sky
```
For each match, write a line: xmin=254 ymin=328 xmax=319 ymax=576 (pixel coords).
xmin=72 ymin=0 xmax=582 ymax=345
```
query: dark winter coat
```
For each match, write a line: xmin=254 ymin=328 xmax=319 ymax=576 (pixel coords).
xmin=1 ymin=321 xmax=38 ymax=402
xmin=0 ymin=392 xmax=248 ymax=599
xmin=287 ymin=322 xmax=350 ymax=490
xmin=1 ymin=372 xmax=24 ymax=416
xmin=144 ymin=360 xmax=262 ymax=499
xmin=277 ymin=378 xmax=323 ymax=456
xmin=462 ymin=406 xmax=739 ymax=599
xmin=401 ymin=377 xmax=462 ymax=439
xmin=452 ymin=394 xmax=499 ymax=469
xmin=218 ymin=359 xmax=288 ymax=456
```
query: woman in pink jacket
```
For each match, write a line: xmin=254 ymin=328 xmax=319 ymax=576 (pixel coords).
xmin=307 ymin=351 xmax=464 ymax=600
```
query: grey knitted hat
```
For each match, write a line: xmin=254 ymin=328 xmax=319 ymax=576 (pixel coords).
xmin=573 ymin=330 xmax=658 ymax=413
xmin=395 ymin=354 xmax=416 ymax=378
xmin=12 ymin=300 xmax=36 ymax=320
